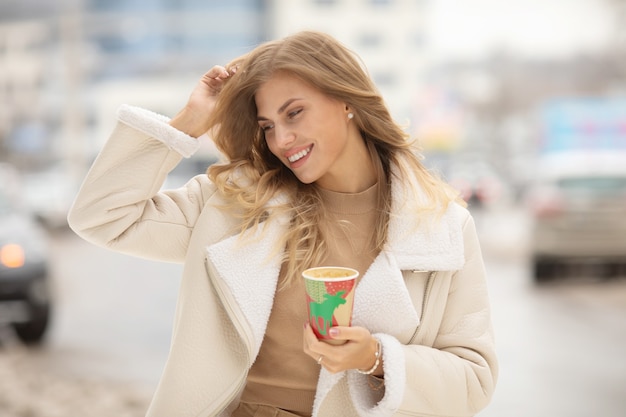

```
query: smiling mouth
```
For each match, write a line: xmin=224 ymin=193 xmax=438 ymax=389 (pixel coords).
xmin=287 ymin=145 xmax=313 ymax=163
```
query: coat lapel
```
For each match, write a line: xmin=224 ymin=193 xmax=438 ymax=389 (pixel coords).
xmin=353 ymin=251 xmax=419 ymax=341
xmin=388 ymin=203 xmax=465 ymax=271
xmin=204 ymin=216 xmax=287 ymax=359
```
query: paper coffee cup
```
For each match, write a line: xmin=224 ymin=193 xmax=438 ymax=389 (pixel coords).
xmin=303 ymin=266 xmax=359 ymax=345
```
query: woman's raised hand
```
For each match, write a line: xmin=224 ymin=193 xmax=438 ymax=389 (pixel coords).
xmin=170 ymin=65 xmax=237 ymax=138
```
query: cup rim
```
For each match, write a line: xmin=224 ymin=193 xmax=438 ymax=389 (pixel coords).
xmin=302 ymin=266 xmax=359 ymax=281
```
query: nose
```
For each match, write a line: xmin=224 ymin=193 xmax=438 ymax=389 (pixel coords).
xmin=274 ymin=124 xmax=295 ymax=149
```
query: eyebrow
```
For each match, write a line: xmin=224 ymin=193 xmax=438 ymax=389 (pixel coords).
xmin=257 ymin=98 xmax=302 ymax=121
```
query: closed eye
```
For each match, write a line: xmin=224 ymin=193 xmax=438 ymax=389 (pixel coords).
xmin=287 ymin=108 xmax=302 ymax=119
xmin=260 ymin=123 xmax=274 ymax=132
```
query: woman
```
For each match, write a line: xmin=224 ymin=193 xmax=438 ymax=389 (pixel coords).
xmin=68 ymin=31 xmax=497 ymax=417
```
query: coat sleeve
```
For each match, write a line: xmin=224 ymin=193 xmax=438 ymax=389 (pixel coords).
xmin=67 ymin=105 xmax=216 ymax=263
xmin=393 ymin=212 xmax=498 ymax=416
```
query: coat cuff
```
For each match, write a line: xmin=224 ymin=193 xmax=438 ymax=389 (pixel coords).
xmin=117 ymin=104 xmax=202 ymax=158
xmin=347 ymin=333 xmax=405 ymax=417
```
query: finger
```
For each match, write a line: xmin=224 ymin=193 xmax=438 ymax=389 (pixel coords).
xmin=303 ymin=323 xmax=323 ymax=356
xmin=205 ymin=65 xmax=230 ymax=79
xmin=303 ymin=323 xmax=335 ymax=364
xmin=302 ymin=324 xmax=353 ymax=374
xmin=198 ymin=65 xmax=233 ymax=96
xmin=327 ymin=326 xmax=370 ymax=343
xmin=199 ymin=67 xmax=230 ymax=91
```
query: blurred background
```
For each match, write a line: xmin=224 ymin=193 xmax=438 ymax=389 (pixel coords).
xmin=0 ymin=0 xmax=625 ymax=416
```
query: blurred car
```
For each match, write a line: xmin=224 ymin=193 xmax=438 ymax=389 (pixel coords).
xmin=0 ymin=164 xmax=52 ymax=344
xmin=526 ymin=151 xmax=626 ymax=283
xmin=447 ymin=161 xmax=505 ymax=207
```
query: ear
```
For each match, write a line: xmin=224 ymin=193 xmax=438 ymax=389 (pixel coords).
xmin=344 ymin=104 xmax=355 ymax=121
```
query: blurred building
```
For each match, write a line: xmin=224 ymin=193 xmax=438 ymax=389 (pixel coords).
xmin=0 ymin=0 xmax=266 ymax=170
xmin=1 ymin=0 xmax=624 ymax=208
xmin=83 ymin=0 xmax=265 ymax=80
xmin=0 ymin=19 xmax=55 ymax=167
xmin=0 ymin=0 xmax=436 ymax=172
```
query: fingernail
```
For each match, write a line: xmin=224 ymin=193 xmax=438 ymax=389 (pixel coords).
xmin=329 ymin=328 xmax=339 ymax=337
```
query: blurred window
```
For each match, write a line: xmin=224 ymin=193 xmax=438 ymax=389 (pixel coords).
xmin=160 ymin=0 xmax=264 ymax=10
xmin=88 ymin=0 xmax=158 ymax=11
xmin=313 ymin=0 xmax=338 ymax=5
xmin=357 ymin=32 xmax=383 ymax=48
xmin=88 ymin=0 xmax=262 ymax=11
xmin=558 ymin=177 xmax=626 ymax=195
xmin=409 ymin=31 xmax=425 ymax=48
xmin=372 ymin=70 xmax=396 ymax=87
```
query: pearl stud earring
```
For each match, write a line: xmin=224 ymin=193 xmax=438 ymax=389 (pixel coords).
xmin=348 ymin=113 xmax=354 ymax=120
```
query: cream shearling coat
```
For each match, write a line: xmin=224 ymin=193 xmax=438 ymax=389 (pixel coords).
xmin=67 ymin=105 xmax=498 ymax=417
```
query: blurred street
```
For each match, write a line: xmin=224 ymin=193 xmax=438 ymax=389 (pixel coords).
xmin=1 ymin=204 xmax=625 ymax=416
xmin=474 ymin=207 xmax=626 ymax=417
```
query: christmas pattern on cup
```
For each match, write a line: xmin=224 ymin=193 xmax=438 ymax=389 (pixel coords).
xmin=305 ymin=277 xmax=356 ymax=339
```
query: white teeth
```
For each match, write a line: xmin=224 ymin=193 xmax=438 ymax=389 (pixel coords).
xmin=288 ymin=147 xmax=311 ymax=163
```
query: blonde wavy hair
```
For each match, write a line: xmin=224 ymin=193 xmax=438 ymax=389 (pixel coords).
xmin=206 ymin=31 xmax=462 ymax=285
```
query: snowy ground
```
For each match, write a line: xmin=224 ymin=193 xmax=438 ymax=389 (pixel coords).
xmin=0 ymin=342 xmax=152 ymax=417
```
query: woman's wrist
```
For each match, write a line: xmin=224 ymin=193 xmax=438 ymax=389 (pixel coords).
xmin=356 ymin=338 xmax=383 ymax=376
xmin=169 ymin=107 xmax=209 ymax=138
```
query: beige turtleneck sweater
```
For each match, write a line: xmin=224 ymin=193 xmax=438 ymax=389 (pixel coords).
xmin=240 ymin=183 xmax=380 ymax=416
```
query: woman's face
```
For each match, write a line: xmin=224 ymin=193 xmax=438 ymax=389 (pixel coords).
xmin=255 ymin=72 xmax=371 ymax=192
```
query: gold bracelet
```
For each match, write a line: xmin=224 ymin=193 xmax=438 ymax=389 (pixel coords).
xmin=356 ymin=339 xmax=381 ymax=375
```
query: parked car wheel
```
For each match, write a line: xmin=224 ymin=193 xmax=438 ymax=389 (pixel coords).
xmin=11 ymin=276 xmax=51 ymax=345
xmin=13 ymin=303 xmax=50 ymax=345
xmin=533 ymin=257 xmax=558 ymax=283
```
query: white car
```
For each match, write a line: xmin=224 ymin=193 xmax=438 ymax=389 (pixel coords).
xmin=526 ymin=151 xmax=626 ymax=282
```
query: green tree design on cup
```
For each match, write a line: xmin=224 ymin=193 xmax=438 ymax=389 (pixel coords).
xmin=303 ymin=266 xmax=359 ymax=345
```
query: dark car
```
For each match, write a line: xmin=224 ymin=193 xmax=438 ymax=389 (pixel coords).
xmin=0 ymin=164 xmax=52 ymax=344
